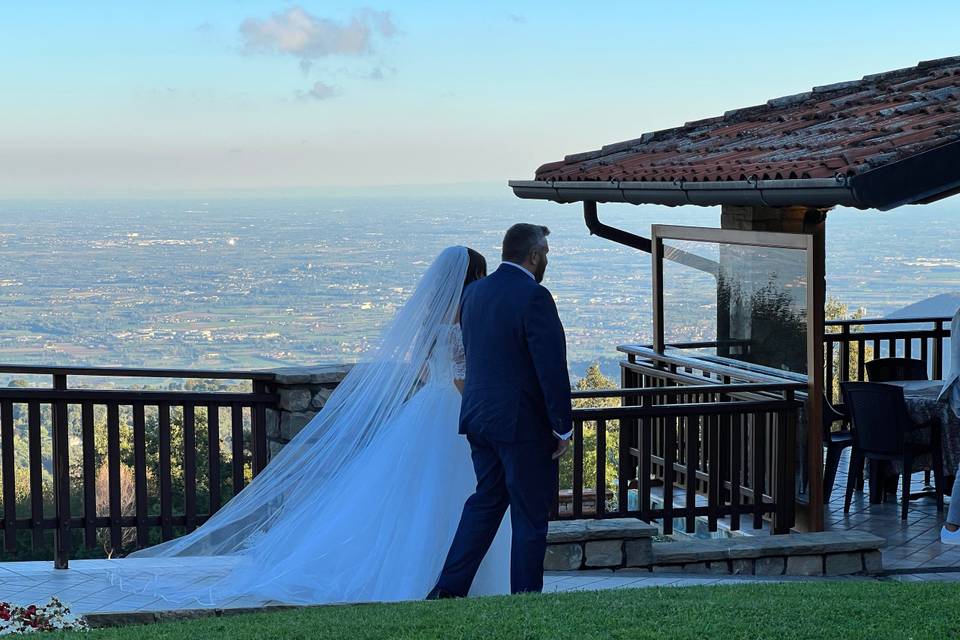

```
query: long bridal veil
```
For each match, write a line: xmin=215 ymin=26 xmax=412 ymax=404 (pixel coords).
xmin=110 ymin=246 xmax=471 ymax=604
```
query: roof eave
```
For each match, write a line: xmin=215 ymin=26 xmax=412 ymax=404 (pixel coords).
xmin=508 ymin=177 xmax=861 ymax=209
xmin=849 ymin=139 xmax=960 ymax=211
xmin=512 ymin=139 xmax=960 ymax=212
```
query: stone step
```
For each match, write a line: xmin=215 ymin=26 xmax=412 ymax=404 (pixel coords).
xmin=547 ymin=518 xmax=658 ymax=543
xmin=648 ymin=530 xmax=884 ymax=576
xmin=651 ymin=530 xmax=884 ymax=564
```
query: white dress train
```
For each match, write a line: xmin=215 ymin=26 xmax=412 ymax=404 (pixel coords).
xmin=110 ymin=324 xmax=510 ymax=605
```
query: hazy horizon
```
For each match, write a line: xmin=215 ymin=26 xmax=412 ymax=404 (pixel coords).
xmin=0 ymin=181 xmax=509 ymax=201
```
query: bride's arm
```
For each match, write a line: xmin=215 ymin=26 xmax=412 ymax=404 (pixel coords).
xmin=452 ymin=321 xmax=466 ymax=395
xmin=414 ymin=335 xmax=437 ymax=391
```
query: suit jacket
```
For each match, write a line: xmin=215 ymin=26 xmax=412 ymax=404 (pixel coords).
xmin=458 ymin=264 xmax=572 ymax=442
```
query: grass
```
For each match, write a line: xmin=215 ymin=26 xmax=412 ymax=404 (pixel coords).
xmin=66 ymin=581 xmax=960 ymax=640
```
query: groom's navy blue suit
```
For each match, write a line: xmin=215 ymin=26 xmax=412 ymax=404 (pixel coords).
xmin=435 ymin=263 xmax=572 ymax=595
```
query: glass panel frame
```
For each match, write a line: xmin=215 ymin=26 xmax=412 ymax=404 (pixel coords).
xmin=655 ymin=228 xmax=811 ymax=375
xmin=650 ymin=223 xmax=826 ymax=525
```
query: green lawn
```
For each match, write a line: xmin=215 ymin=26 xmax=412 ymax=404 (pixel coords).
xmin=68 ymin=581 xmax=959 ymax=640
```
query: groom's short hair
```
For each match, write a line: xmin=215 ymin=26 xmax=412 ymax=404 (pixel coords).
xmin=502 ymin=223 xmax=550 ymax=263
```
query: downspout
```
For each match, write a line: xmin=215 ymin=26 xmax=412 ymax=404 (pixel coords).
xmin=582 ymin=200 xmax=718 ymax=277
xmin=582 ymin=201 xmax=652 ymax=253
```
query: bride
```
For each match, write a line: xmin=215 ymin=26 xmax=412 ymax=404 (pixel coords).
xmin=109 ymin=246 xmax=511 ymax=605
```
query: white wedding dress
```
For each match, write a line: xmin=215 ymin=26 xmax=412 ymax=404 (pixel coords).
xmin=108 ymin=247 xmax=510 ymax=605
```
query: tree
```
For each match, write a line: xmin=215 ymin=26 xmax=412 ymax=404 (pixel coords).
xmin=825 ymin=297 xmax=872 ymax=403
xmin=561 ymin=364 xmax=620 ymax=510
xmin=95 ymin=463 xmax=137 ymax=556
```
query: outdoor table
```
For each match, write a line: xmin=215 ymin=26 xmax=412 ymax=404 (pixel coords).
xmin=886 ymin=380 xmax=960 ymax=476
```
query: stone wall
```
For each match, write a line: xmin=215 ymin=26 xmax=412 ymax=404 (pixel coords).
xmin=263 ymin=365 xmax=352 ymax=460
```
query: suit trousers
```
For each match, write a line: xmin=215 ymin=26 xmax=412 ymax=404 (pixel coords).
xmin=435 ymin=432 xmax=558 ymax=595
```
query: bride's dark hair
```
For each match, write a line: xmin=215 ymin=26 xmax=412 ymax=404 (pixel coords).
xmin=464 ymin=248 xmax=487 ymax=287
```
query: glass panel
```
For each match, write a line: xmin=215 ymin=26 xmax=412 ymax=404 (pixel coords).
xmin=662 ymin=238 xmax=808 ymax=375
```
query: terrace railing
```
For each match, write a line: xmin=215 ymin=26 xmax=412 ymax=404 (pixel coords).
xmin=558 ymin=348 xmax=803 ymax=535
xmin=4 ymin=327 xmax=883 ymax=567
xmin=0 ymin=365 xmax=276 ymax=568
xmin=824 ymin=316 xmax=952 ymax=403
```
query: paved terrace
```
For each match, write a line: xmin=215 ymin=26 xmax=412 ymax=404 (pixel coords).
xmin=826 ymin=449 xmax=960 ymax=573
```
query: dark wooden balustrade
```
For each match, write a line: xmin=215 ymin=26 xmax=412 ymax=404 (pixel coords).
xmin=0 ymin=365 xmax=276 ymax=568
xmin=559 ymin=351 xmax=803 ymax=535
xmin=824 ymin=316 xmax=952 ymax=403
xmin=657 ymin=316 xmax=953 ymax=405
xmin=2 ymin=318 xmax=943 ymax=567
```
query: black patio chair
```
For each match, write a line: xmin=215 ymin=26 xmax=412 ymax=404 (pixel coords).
xmin=864 ymin=356 xmax=932 ymax=490
xmin=801 ymin=395 xmax=857 ymax=501
xmin=841 ymin=381 xmax=944 ymax=520
xmin=822 ymin=396 xmax=854 ymax=503
xmin=865 ymin=357 xmax=928 ymax=383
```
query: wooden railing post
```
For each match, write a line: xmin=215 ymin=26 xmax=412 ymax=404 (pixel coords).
xmin=251 ymin=380 xmax=270 ymax=475
xmin=51 ymin=373 xmax=71 ymax=569
xmin=773 ymin=391 xmax=797 ymax=534
xmin=825 ymin=337 xmax=835 ymax=403
xmin=933 ymin=320 xmax=945 ymax=380
xmin=707 ymin=412 xmax=720 ymax=533
xmin=839 ymin=323 xmax=851 ymax=386
xmin=596 ymin=419 xmax=607 ymax=517
xmin=1 ymin=401 xmax=16 ymax=554
xmin=573 ymin=420 xmax=584 ymax=518
xmin=638 ymin=383 xmax=652 ymax=523
xmin=619 ymin=366 xmax=639 ymax=486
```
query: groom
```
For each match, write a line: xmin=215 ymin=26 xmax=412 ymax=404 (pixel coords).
xmin=429 ymin=223 xmax=572 ymax=598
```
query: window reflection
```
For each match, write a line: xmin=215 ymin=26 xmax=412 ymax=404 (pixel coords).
xmin=662 ymin=239 xmax=808 ymax=374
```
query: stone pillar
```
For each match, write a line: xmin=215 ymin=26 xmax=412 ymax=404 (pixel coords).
xmin=264 ymin=365 xmax=352 ymax=459
xmin=720 ymin=205 xmax=821 ymax=234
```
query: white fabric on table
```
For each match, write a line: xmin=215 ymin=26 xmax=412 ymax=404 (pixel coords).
xmin=938 ymin=307 xmax=960 ymax=419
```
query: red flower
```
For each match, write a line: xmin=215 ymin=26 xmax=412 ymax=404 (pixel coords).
xmin=0 ymin=598 xmax=86 ymax=633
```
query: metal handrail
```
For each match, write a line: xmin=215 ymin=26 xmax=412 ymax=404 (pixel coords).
xmin=0 ymin=364 xmax=275 ymax=380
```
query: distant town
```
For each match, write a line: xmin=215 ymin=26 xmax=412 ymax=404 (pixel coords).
xmin=1 ymin=196 xmax=957 ymax=381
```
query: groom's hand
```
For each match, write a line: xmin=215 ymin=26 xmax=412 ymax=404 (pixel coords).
xmin=552 ymin=439 xmax=570 ymax=460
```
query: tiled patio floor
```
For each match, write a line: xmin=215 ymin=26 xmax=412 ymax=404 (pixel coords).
xmin=824 ymin=448 xmax=960 ymax=572
xmin=0 ymin=451 xmax=957 ymax=619
xmin=0 ymin=558 xmax=264 ymax=616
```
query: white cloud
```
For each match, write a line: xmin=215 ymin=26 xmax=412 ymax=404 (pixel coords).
xmin=367 ymin=65 xmax=396 ymax=80
xmin=298 ymin=81 xmax=338 ymax=101
xmin=241 ymin=7 xmax=396 ymax=99
xmin=240 ymin=6 xmax=396 ymax=62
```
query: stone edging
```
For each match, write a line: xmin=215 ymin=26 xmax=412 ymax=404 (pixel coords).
xmin=544 ymin=522 xmax=885 ymax=577
xmin=85 ymin=604 xmax=302 ymax=629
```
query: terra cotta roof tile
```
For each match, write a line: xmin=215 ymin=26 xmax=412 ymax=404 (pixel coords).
xmin=533 ymin=57 xmax=960 ymax=184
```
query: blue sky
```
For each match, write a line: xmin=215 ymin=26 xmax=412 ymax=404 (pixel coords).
xmin=1 ymin=1 xmax=958 ymax=197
